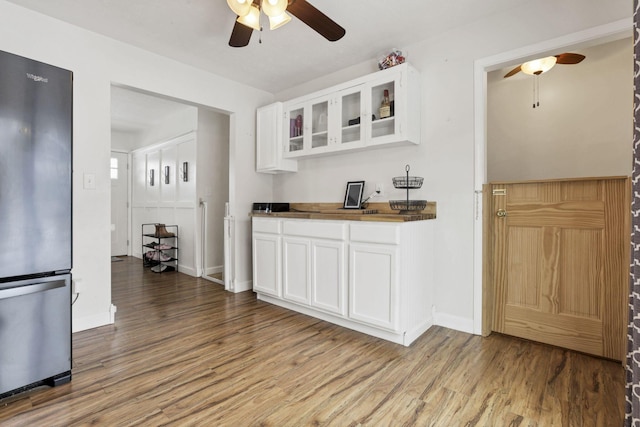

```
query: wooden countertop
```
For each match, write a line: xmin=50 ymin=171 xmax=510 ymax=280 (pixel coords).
xmin=251 ymin=202 xmax=436 ymax=223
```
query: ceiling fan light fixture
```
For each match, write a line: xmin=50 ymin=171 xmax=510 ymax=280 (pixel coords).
xmin=268 ymin=11 xmax=291 ymax=30
xmin=227 ymin=0 xmax=252 ymax=17
xmin=237 ymin=4 xmax=261 ymax=31
xmin=261 ymin=0 xmax=287 ymax=17
xmin=521 ymin=56 xmax=558 ymax=76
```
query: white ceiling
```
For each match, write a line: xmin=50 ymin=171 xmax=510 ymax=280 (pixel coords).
xmin=6 ymin=0 xmax=530 ymax=93
xmin=110 ymin=86 xmax=197 ymax=134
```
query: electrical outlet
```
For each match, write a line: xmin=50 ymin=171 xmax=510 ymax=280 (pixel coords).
xmin=72 ymin=278 xmax=81 ymax=294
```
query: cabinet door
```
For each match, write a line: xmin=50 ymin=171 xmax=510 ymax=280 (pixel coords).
xmin=257 ymin=103 xmax=297 ymax=173
xmin=253 ymin=233 xmax=281 ymax=297
xmin=349 ymin=243 xmax=399 ymax=331
xmin=365 ymin=70 xmax=402 ymax=146
xmin=334 ymin=85 xmax=365 ymax=150
xmin=309 ymin=96 xmax=330 ymax=152
xmin=284 ymin=96 xmax=332 ymax=157
xmin=311 ymin=240 xmax=346 ymax=316
xmin=283 ymin=101 xmax=306 ymax=156
xmin=282 ymin=237 xmax=311 ymax=304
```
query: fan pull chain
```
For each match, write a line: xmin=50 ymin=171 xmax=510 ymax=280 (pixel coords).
xmin=532 ymin=74 xmax=540 ymax=108
xmin=259 ymin=26 xmax=263 ymax=44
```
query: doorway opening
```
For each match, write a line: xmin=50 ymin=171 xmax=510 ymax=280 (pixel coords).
xmin=109 ymin=85 xmax=230 ymax=289
xmin=472 ymin=19 xmax=632 ymax=335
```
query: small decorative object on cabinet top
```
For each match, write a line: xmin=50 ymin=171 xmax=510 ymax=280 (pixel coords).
xmin=343 ymin=181 xmax=365 ymax=209
xmin=378 ymin=49 xmax=406 ymax=70
xmin=389 ymin=164 xmax=427 ymax=214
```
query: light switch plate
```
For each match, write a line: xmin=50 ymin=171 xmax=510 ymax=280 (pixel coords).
xmin=83 ymin=173 xmax=96 ymax=189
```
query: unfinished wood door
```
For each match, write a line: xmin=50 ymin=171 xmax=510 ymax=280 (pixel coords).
xmin=491 ymin=177 xmax=629 ymax=361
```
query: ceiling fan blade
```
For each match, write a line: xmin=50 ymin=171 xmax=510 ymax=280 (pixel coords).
xmin=555 ymin=53 xmax=585 ymax=64
xmin=503 ymin=65 xmax=522 ymax=78
xmin=287 ymin=0 xmax=345 ymax=42
xmin=229 ymin=20 xmax=253 ymax=47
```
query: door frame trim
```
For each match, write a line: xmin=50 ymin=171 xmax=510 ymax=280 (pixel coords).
xmin=472 ymin=18 xmax=631 ymax=335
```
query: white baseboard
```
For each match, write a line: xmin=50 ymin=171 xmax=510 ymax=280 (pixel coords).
xmin=205 ymin=265 xmax=223 ymax=276
xmin=232 ymin=279 xmax=252 ymax=293
xmin=434 ymin=312 xmax=475 ymax=334
xmin=72 ymin=311 xmax=114 ymax=333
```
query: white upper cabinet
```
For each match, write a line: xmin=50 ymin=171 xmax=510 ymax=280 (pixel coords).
xmin=257 ymin=63 xmax=420 ymax=171
xmin=256 ymin=102 xmax=297 ymax=173
xmin=365 ymin=64 xmax=420 ymax=148
xmin=284 ymin=84 xmax=365 ymax=158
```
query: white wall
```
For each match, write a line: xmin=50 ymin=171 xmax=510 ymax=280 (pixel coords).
xmin=487 ymin=37 xmax=632 ymax=182
xmin=111 ymin=130 xmax=140 ymax=152
xmin=274 ymin=0 xmax=632 ymax=331
xmin=0 ymin=0 xmax=273 ymax=332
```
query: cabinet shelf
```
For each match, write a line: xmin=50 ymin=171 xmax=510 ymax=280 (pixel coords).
xmin=372 ymin=116 xmax=395 ymax=124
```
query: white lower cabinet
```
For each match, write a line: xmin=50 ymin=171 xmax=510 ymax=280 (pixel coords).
xmin=252 ymin=218 xmax=282 ymax=297
xmin=252 ymin=217 xmax=433 ymax=346
xmin=349 ymin=243 xmax=398 ymax=331
xmin=311 ymin=240 xmax=346 ymax=316
xmin=282 ymin=237 xmax=311 ymax=304
xmin=282 ymin=236 xmax=346 ymax=315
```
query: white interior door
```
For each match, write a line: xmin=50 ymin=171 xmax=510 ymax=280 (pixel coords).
xmin=111 ymin=151 xmax=129 ymax=256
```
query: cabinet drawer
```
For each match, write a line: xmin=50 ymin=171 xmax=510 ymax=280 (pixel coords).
xmin=283 ymin=220 xmax=346 ymax=240
xmin=350 ymin=223 xmax=399 ymax=245
xmin=253 ymin=218 xmax=281 ymax=234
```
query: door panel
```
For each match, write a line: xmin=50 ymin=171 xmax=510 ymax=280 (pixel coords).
xmin=110 ymin=151 xmax=129 ymax=256
xmin=282 ymin=237 xmax=310 ymax=304
xmin=491 ymin=177 xmax=629 ymax=361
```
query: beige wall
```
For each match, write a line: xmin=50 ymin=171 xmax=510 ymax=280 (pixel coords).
xmin=487 ymin=37 xmax=633 ymax=182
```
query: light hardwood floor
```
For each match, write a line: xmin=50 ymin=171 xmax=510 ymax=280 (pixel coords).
xmin=0 ymin=257 xmax=625 ymax=426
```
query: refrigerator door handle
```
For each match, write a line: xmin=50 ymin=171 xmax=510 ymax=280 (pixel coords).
xmin=0 ymin=279 xmax=66 ymax=300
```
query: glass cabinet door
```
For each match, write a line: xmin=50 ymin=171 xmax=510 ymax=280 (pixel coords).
xmin=310 ymin=98 xmax=329 ymax=150
xmin=338 ymin=86 xmax=363 ymax=147
xmin=369 ymin=78 xmax=397 ymax=141
xmin=285 ymin=103 xmax=305 ymax=155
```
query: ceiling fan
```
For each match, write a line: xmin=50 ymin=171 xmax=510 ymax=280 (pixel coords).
xmin=227 ymin=0 xmax=346 ymax=47
xmin=503 ymin=53 xmax=586 ymax=78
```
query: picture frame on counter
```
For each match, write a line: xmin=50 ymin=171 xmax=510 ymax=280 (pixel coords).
xmin=343 ymin=181 xmax=365 ymax=209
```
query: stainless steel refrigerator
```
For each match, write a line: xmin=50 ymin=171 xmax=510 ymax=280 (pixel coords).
xmin=0 ymin=50 xmax=72 ymax=398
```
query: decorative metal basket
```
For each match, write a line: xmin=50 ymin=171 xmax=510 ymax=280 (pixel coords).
xmin=392 ymin=176 xmax=423 ymax=189
xmin=390 ymin=164 xmax=426 ymax=214
xmin=389 ymin=199 xmax=427 ymax=214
